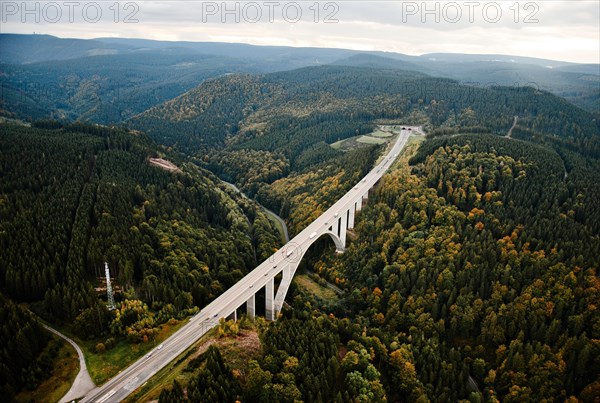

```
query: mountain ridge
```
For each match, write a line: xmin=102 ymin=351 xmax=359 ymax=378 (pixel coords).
xmin=1 ymin=34 xmax=598 ymax=115
xmin=3 ymin=33 xmax=592 ymax=67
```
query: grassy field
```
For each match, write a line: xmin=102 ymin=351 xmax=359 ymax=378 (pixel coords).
xmin=82 ymin=318 xmax=187 ymax=385
xmin=390 ymin=134 xmax=425 ymax=171
xmin=331 ymin=128 xmax=403 ymax=159
xmin=370 ymin=130 xmax=394 ymax=138
xmin=124 ymin=325 xmax=262 ymax=402
xmin=330 ymin=138 xmax=346 ymax=149
xmin=14 ymin=337 xmax=79 ymax=403
xmin=331 ymin=133 xmax=392 ymax=151
xmin=214 ymin=329 xmax=262 ymax=376
xmin=409 ymin=134 xmax=426 ymax=145
xmin=356 ymin=135 xmax=387 ymax=145
xmin=295 ymin=274 xmax=339 ymax=301
xmin=263 ymin=208 xmax=288 ymax=243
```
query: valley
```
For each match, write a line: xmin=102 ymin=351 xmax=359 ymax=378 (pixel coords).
xmin=0 ymin=33 xmax=599 ymax=403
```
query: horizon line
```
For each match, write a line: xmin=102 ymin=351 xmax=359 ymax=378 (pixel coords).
xmin=4 ymin=32 xmax=597 ymax=66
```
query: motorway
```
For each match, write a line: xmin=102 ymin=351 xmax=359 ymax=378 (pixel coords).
xmin=81 ymin=127 xmax=414 ymax=402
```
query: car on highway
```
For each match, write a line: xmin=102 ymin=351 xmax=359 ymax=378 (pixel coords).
xmin=157 ymin=344 xmax=163 ymax=350
xmin=309 ymin=232 xmax=317 ymax=239
xmin=146 ymin=352 xmax=152 ymax=358
xmin=213 ymin=313 xmax=218 ymax=318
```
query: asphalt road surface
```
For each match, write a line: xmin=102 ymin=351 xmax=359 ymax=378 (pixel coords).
xmin=41 ymin=324 xmax=96 ymax=402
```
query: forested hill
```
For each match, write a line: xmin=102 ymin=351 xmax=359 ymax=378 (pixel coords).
xmin=0 ymin=295 xmax=50 ymax=399
xmin=298 ymin=134 xmax=600 ymax=401
xmin=130 ymin=65 xmax=599 ymax=159
xmin=0 ymin=51 xmax=265 ymax=124
xmin=0 ymin=122 xmax=281 ymax=326
xmin=2 ymin=34 xmax=597 ymax=114
xmin=332 ymin=54 xmax=600 ymax=113
xmin=155 ymin=133 xmax=600 ymax=402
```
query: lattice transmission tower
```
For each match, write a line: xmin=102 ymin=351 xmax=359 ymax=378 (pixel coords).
xmin=105 ymin=262 xmax=116 ymax=310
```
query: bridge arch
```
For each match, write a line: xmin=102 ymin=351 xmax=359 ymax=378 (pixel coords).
xmin=298 ymin=230 xmax=345 ymax=258
xmin=273 ymin=230 xmax=344 ymax=315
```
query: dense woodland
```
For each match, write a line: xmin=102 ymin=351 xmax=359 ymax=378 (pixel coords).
xmin=205 ymin=149 xmax=290 ymax=196
xmin=331 ymin=135 xmax=600 ymax=400
xmin=2 ymin=35 xmax=598 ymax=121
xmin=159 ymin=134 xmax=599 ymax=402
xmin=0 ymin=122 xmax=283 ymax=391
xmin=255 ymin=145 xmax=380 ymax=235
xmin=0 ymin=123 xmax=286 ymax=323
xmin=0 ymin=51 xmax=264 ymax=123
xmin=1 ymin=61 xmax=599 ymax=401
xmin=131 ymin=66 xmax=599 ymax=159
xmin=130 ymin=67 xmax=599 ymax=231
xmin=0 ymin=296 xmax=52 ymax=400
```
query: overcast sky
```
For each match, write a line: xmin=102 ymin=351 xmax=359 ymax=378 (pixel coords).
xmin=2 ymin=1 xmax=599 ymax=63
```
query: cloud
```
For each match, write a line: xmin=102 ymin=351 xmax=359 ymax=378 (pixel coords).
xmin=2 ymin=0 xmax=598 ymax=63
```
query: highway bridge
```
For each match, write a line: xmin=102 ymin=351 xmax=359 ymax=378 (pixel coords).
xmin=81 ymin=127 xmax=414 ymax=402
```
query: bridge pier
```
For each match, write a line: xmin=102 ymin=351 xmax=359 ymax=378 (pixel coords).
xmin=246 ymin=294 xmax=255 ymax=319
xmin=265 ymin=277 xmax=275 ymax=321
xmin=348 ymin=205 xmax=355 ymax=229
xmin=227 ymin=310 xmax=237 ymax=322
xmin=338 ymin=214 xmax=347 ymax=247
